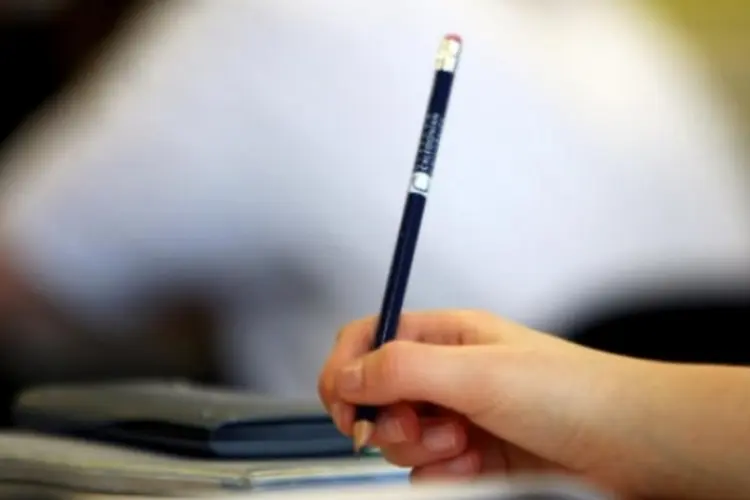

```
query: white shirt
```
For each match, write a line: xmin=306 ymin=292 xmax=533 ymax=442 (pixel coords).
xmin=1 ymin=0 xmax=749 ymax=395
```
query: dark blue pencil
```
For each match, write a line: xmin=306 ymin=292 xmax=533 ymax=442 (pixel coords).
xmin=352 ymin=33 xmax=463 ymax=452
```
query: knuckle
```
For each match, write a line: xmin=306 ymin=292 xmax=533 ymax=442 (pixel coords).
xmin=334 ymin=324 xmax=351 ymax=344
xmin=336 ymin=315 xmax=377 ymax=343
xmin=453 ymin=309 xmax=494 ymax=324
xmin=451 ymin=309 xmax=503 ymax=344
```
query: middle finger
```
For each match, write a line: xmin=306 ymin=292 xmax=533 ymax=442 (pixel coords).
xmin=380 ymin=419 xmax=468 ymax=467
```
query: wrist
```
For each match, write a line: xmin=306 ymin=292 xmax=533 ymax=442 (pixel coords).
xmin=609 ymin=358 xmax=750 ymax=500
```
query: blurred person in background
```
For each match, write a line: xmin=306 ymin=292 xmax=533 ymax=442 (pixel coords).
xmin=0 ymin=0 xmax=748 ymax=401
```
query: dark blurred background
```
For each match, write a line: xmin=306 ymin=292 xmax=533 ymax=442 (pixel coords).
xmin=0 ymin=0 xmax=141 ymax=149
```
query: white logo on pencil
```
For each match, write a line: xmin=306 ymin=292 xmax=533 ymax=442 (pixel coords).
xmin=409 ymin=172 xmax=431 ymax=195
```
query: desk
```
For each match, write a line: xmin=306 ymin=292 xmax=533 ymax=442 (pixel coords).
xmin=0 ymin=478 xmax=614 ymax=500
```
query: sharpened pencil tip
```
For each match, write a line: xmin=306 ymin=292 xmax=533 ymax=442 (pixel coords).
xmin=353 ymin=420 xmax=375 ymax=454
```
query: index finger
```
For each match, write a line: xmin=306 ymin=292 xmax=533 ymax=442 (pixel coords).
xmin=318 ymin=315 xmax=376 ymax=411
xmin=317 ymin=310 xmax=498 ymax=410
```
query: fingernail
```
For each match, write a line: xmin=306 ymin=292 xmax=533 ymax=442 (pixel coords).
xmin=378 ymin=417 xmax=407 ymax=443
xmin=330 ymin=402 xmax=344 ymax=427
xmin=338 ymin=360 xmax=363 ymax=392
xmin=422 ymin=424 xmax=457 ymax=452
xmin=447 ymin=454 xmax=477 ymax=474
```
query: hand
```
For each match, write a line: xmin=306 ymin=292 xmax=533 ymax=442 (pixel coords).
xmin=318 ymin=310 xmax=670 ymax=497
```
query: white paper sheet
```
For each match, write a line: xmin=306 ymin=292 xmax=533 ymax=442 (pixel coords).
xmin=0 ymin=431 xmax=407 ymax=496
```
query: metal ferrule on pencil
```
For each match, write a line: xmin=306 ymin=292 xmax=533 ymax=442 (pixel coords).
xmin=434 ymin=36 xmax=462 ymax=73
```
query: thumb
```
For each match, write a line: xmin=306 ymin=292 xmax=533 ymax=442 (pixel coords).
xmin=334 ymin=340 xmax=499 ymax=419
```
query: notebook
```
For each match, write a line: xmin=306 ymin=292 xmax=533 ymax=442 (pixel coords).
xmin=13 ymin=380 xmax=353 ymax=458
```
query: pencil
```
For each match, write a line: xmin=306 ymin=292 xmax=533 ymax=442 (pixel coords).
xmin=352 ymin=33 xmax=463 ymax=452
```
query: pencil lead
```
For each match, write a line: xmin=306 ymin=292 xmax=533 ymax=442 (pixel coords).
xmin=353 ymin=420 xmax=375 ymax=454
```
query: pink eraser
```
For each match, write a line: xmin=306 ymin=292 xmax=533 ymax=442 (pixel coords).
xmin=444 ymin=33 xmax=462 ymax=43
